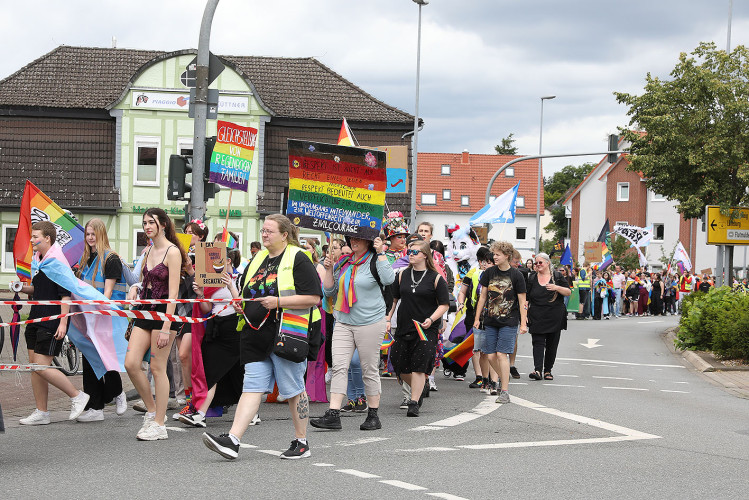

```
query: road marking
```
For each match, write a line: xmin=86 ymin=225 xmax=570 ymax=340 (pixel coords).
xmin=395 ymin=446 xmax=458 ymax=452
xmin=337 ymin=469 xmax=381 ymax=479
xmin=313 ymin=463 xmax=335 ymax=467
xmin=674 ymin=381 xmax=689 ymax=384
xmin=411 ymin=425 xmax=446 ymax=431
xmin=509 ymin=382 xmax=528 ymax=385
xmin=165 ymin=426 xmax=186 ymax=432
xmin=557 ymin=374 xmax=580 ymax=378
xmin=426 ymin=493 xmax=471 ymax=500
xmin=461 ymin=435 xmax=651 ymax=449
xmin=256 ymin=449 xmax=282 ymax=456
xmin=602 ymin=386 xmax=649 ymax=391
xmin=638 ymin=320 xmax=663 ymax=324
xmin=543 ymin=384 xmax=586 ymax=388
xmin=336 ymin=437 xmax=390 ymax=447
xmin=239 ymin=443 xmax=257 ymax=449
xmin=593 ymin=376 xmax=634 ymax=381
xmin=414 ymin=396 xmax=499 ymax=430
xmin=378 ymin=480 xmax=427 ymax=491
xmin=660 ymin=390 xmax=690 ymax=394
xmin=553 ymin=356 xmax=685 ymax=368
xmin=580 ymin=338 xmax=602 ymax=349
xmin=583 ymin=363 xmax=618 ymax=368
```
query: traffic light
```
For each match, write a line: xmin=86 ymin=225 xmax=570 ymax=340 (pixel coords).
xmin=203 ymin=136 xmax=220 ymax=201
xmin=168 ymin=154 xmax=192 ymax=201
xmin=607 ymin=134 xmax=619 ymax=164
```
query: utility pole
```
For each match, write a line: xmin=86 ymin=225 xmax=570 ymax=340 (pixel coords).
xmin=191 ymin=0 xmax=220 ymax=222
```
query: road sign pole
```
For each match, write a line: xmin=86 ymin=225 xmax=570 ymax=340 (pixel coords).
xmin=716 ymin=245 xmax=724 ymax=287
xmin=191 ymin=0 xmax=220 ymax=222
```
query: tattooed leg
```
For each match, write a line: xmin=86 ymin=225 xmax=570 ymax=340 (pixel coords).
xmin=289 ymin=391 xmax=309 ymax=439
xmin=296 ymin=392 xmax=309 ymax=420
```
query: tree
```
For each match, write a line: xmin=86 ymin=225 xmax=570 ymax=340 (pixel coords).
xmin=616 ymin=42 xmax=749 ymax=283
xmin=495 ymin=133 xmax=518 ymax=155
xmin=610 ymin=235 xmax=640 ymax=272
xmin=542 ymin=163 xmax=596 ymax=242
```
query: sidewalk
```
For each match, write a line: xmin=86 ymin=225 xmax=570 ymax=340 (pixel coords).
xmin=663 ymin=328 xmax=749 ymax=400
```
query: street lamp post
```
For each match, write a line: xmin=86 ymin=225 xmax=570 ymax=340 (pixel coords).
xmin=535 ymin=95 xmax=555 ymax=255
xmin=409 ymin=0 xmax=428 ymax=230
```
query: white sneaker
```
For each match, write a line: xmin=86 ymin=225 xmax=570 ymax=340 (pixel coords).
xmin=137 ymin=423 xmax=168 ymax=441
xmin=77 ymin=409 xmax=104 ymax=422
xmin=20 ymin=409 xmax=50 ymax=426
xmin=115 ymin=391 xmax=128 ymax=416
xmin=248 ymin=414 xmax=261 ymax=426
xmin=429 ymin=378 xmax=438 ymax=391
xmin=69 ymin=392 xmax=90 ymax=420
xmin=136 ymin=414 xmax=155 ymax=440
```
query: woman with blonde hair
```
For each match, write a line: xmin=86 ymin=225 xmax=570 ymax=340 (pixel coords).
xmin=75 ymin=218 xmax=129 ymax=421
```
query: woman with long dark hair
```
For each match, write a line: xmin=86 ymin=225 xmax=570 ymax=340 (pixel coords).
xmin=124 ymin=208 xmax=189 ymax=441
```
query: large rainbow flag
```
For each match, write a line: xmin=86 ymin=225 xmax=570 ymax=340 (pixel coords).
xmin=14 ymin=181 xmax=86 ymax=281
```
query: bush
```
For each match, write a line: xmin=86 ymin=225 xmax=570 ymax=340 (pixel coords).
xmin=676 ymin=286 xmax=749 ymax=360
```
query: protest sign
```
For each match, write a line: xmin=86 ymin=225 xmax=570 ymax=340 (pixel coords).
xmin=700 ymin=268 xmax=713 ymax=275
xmin=286 ymin=140 xmax=387 ymax=240
xmin=208 ymin=120 xmax=258 ymax=191
xmin=195 ymin=241 xmax=227 ymax=287
xmin=584 ymin=241 xmax=603 ymax=262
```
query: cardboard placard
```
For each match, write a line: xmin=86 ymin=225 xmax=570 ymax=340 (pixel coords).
xmin=700 ymin=268 xmax=713 ymax=276
xmin=473 ymin=225 xmax=489 ymax=244
xmin=195 ymin=241 xmax=228 ymax=287
xmin=584 ymin=241 xmax=603 ymax=262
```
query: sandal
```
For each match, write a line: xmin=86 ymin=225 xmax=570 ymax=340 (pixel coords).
xmin=544 ymin=372 xmax=554 ymax=380
xmin=529 ymin=371 xmax=542 ymax=381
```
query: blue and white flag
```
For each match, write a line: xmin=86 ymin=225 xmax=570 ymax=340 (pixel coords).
xmin=560 ymin=244 xmax=573 ymax=266
xmin=469 ymin=183 xmax=519 ymax=225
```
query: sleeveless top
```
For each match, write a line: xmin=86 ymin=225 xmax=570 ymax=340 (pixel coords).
xmin=140 ymin=246 xmax=175 ymax=300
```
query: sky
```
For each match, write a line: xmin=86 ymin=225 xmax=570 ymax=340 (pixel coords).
xmin=2 ymin=0 xmax=748 ymax=175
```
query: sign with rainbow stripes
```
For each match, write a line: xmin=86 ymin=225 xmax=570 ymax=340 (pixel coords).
xmin=14 ymin=181 xmax=85 ymax=281
xmin=209 ymin=120 xmax=258 ymax=192
xmin=286 ymin=140 xmax=386 ymax=240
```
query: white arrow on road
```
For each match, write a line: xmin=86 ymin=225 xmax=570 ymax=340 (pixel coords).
xmin=580 ymin=338 xmax=602 ymax=349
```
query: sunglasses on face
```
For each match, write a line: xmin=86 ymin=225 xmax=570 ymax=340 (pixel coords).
xmin=534 ymin=261 xmax=544 ymax=266
xmin=407 ymin=249 xmax=422 ymax=256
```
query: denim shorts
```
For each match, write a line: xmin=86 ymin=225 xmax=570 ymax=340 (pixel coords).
xmin=242 ymin=353 xmax=307 ymax=400
xmin=482 ymin=325 xmax=518 ymax=354
xmin=472 ymin=328 xmax=485 ymax=353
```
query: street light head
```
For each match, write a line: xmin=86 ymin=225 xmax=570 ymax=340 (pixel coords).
xmin=412 ymin=0 xmax=429 ymax=4
xmin=541 ymin=95 xmax=556 ymax=100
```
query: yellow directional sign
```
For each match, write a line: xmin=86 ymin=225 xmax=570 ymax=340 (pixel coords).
xmin=706 ymin=206 xmax=749 ymax=245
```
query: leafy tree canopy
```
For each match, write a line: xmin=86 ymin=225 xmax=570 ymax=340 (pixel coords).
xmin=615 ymin=42 xmax=749 ymax=219
xmin=544 ymin=163 xmax=596 ymax=206
xmin=495 ymin=133 xmax=518 ymax=155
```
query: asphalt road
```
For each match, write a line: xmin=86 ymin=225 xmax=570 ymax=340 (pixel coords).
xmin=1 ymin=314 xmax=748 ymax=499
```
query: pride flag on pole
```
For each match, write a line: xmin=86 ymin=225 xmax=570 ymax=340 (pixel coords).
xmin=221 ymin=227 xmax=239 ymax=249
xmin=14 ymin=180 xmax=85 ymax=282
xmin=337 ymin=118 xmax=357 ymax=147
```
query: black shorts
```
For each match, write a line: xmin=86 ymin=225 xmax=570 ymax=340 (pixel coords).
xmin=132 ymin=303 xmax=171 ymax=332
xmin=389 ymin=335 xmax=438 ymax=376
xmin=24 ymin=324 xmax=63 ymax=357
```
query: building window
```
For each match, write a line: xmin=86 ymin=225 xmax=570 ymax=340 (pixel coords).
xmin=133 ymin=230 xmax=149 ymax=265
xmin=651 ymin=192 xmax=665 ymax=201
xmin=134 ymin=136 xmax=161 ymax=186
xmin=505 ymin=167 xmax=515 ymax=177
xmin=442 ymin=189 xmax=451 ymax=200
xmin=615 ymin=220 xmax=629 ymax=228
xmin=653 ymin=223 xmax=665 ymax=242
xmin=177 ymin=138 xmax=194 ymax=157
xmin=516 ymin=227 xmax=527 ymax=240
xmin=441 ymin=164 xmax=451 ymax=175
xmin=2 ymin=224 xmax=18 ymax=273
xmin=461 ymin=195 xmax=470 ymax=206
xmin=617 ymin=182 xmax=629 ymax=201
xmin=516 ymin=196 xmax=525 ymax=208
xmin=421 ymin=193 xmax=437 ymax=205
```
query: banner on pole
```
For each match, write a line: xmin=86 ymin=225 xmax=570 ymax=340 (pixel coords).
xmin=286 ymin=140 xmax=387 ymax=240
xmin=208 ymin=120 xmax=258 ymax=192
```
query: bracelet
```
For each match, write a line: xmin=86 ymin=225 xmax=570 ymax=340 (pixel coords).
xmin=159 ymin=330 xmax=170 ymax=335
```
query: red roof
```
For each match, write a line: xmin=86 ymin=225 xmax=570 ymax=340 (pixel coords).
xmin=416 ymin=152 xmax=543 ymax=214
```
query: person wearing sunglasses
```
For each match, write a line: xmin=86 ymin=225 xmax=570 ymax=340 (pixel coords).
xmin=525 ymin=253 xmax=570 ymax=381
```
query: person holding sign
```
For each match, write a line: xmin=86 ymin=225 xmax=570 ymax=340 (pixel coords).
xmin=125 ymin=208 xmax=190 ymax=441
xmin=386 ymin=236 xmax=449 ymax=417
xmin=202 ymin=214 xmax=322 ymax=460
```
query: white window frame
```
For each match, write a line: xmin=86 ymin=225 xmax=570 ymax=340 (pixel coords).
xmin=421 ymin=193 xmax=437 ymax=205
xmin=615 ymin=220 xmax=629 ymax=228
xmin=505 ymin=167 xmax=515 ymax=177
xmin=177 ymin=137 xmax=194 ymax=156
xmin=2 ymin=224 xmax=18 ymax=273
xmin=617 ymin=182 xmax=630 ymax=201
xmin=516 ymin=196 xmax=525 ymax=208
xmin=134 ymin=135 xmax=161 ymax=187
xmin=442 ymin=189 xmax=451 ymax=200
xmin=516 ymin=227 xmax=527 ymax=240
xmin=461 ymin=195 xmax=470 ymax=206
xmin=441 ymin=164 xmax=451 ymax=175
xmin=652 ymin=223 xmax=665 ymax=242
xmin=651 ymin=191 xmax=665 ymax=202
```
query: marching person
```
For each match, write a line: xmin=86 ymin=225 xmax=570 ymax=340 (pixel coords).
xmin=74 ymin=218 xmax=128 ymax=422
xmin=202 ymin=214 xmax=322 ymax=460
xmin=124 ymin=208 xmax=190 ymax=441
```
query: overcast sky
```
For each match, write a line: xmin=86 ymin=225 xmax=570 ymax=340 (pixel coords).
xmin=2 ymin=0 xmax=748 ymax=175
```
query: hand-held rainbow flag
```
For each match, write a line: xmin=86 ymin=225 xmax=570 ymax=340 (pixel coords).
xmin=443 ymin=333 xmax=474 ymax=367
xmin=14 ymin=180 xmax=85 ymax=281
xmin=221 ymin=227 xmax=239 ymax=249
xmin=380 ymin=333 xmax=394 ymax=351
xmin=412 ymin=319 xmax=428 ymax=341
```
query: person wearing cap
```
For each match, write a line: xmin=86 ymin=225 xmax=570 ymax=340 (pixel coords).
xmin=382 ymin=211 xmax=410 ymax=264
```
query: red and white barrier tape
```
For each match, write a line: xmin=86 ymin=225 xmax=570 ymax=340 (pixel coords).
xmin=0 ymin=297 xmax=245 ymax=307
xmin=0 ymin=363 xmax=65 ymax=372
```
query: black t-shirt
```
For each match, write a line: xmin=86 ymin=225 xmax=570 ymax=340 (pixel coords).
xmin=392 ymin=268 xmax=449 ymax=340
xmin=526 ymin=271 xmax=567 ymax=333
xmin=29 ymin=269 xmax=71 ymax=333
xmin=478 ymin=265 xmax=526 ymax=328
xmin=86 ymin=252 xmax=123 ymax=281
xmin=238 ymin=248 xmax=322 ymax=364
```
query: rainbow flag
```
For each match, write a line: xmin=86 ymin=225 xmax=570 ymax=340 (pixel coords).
xmin=14 ymin=180 xmax=85 ymax=282
xmin=280 ymin=312 xmax=309 ymax=338
xmin=599 ymin=242 xmax=614 ymax=271
xmin=412 ymin=319 xmax=428 ymax=341
xmin=221 ymin=227 xmax=239 ymax=249
xmin=380 ymin=334 xmax=394 ymax=351
xmin=443 ymin=333 xmax=474 ymax=367
xmin=337 ymin=118 xmax=356 ymax=146
xmin=448 ymin=306 xmax=469 ymax=342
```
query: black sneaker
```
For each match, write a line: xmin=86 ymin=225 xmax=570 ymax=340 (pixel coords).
xmin=353 ymin=396 xmax=368 ymax=413
xmin=202 ymin=432 xmax=239 ymax=460
xmin=360 ymin=414 xmax=381 ymax=430
xmin=399 ymin=397 xmax=409 ymax=409
xmin=406 ymin=400 xmax=420 ymax=417
xmin=309 ymin=409 xmax=342 ymax=430
xmin=510 ymin=366 xmax=521 ymax=379
xmin=280 ymin=439 xmax=311 ymax=459
xmin=453 ymin=373 xmax=465 ymax=381
xmin=468 ymin=377 xmax=483 ymax=389
xmin=179 ymin=412 xmax=206 ymax=428
xmin=341 ymin=400 xmax=355 ymax=413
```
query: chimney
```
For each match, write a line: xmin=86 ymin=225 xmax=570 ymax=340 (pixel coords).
xmin=461 ymin=149 xmax=470 ymax=165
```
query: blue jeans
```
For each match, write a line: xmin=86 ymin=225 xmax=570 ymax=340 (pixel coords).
xmin=613 ymin=288 xmax=622 ymax=316
xmin=347 ymin=349 xmax=365 ymax=400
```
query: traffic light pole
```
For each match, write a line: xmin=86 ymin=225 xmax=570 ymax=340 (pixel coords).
xmin=190 ymin=0 xmax=220 ymax=222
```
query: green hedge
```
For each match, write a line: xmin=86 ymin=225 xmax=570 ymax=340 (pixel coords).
xmin=676 ymin=287 xmax=749 ymax=360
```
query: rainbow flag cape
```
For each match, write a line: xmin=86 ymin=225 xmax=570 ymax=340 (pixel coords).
xmin=14 ymin=180 xmax=85 ymax=282
xmin=380 ymin=334 xmax=394 ymax=351
xmin=221 ymin=227 xmax=239 ymax=249
xmin=337 ymin=117 xmax=357 ymax=147
xmin=412 ymin=319 xmax=428 ymax=341
xmin=443 ymin=333 xmax=474 ymax=367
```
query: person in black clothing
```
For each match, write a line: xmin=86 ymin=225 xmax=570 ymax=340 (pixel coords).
xmin=525 ymin=252 xmax=570 ymax=381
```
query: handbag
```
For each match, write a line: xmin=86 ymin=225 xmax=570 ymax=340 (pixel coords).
xmin=448 ymin=293 xmax=458 ymax=313
xmin=273 ymin=310 xmax=310 ymax=363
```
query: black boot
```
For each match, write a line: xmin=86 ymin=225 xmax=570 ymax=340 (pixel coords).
xmin=360 ymin=407 xmax=381 ymax=430
xmin=310 ymin=409 xmax=342 ymax=430
xmin=407 ymin=400 xmax=420 ymax=417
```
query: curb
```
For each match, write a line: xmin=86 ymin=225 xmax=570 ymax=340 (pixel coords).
xmin=663 ymin=327 xmax=749 ymax=373
xmin=681 ymin=350 xmax=714 ymax=373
